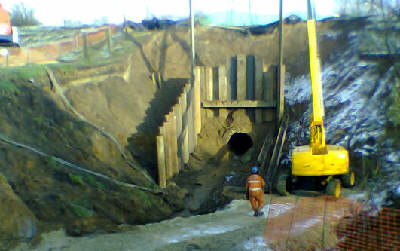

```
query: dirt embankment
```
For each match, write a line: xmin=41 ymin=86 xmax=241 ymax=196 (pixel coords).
xmin=0 ymin=72 xmax=184 ymax=250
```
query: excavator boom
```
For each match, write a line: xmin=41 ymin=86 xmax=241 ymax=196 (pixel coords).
xmin=291 ymin=0 xmax=349 ymax=177
xmin=307 ymin=1 xmax=327 ymax=154
xmin=307 ymin=19 xmax=324 ymax=124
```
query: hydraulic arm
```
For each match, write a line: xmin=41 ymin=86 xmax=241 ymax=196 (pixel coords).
xmin=307 ymin=0 xmax=327 ymax=155
xmin=291 ymin=0 xmax=349 ymax=179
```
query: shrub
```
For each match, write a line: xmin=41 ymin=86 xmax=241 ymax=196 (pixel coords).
xmin=388 ymin=79 xmax=400 ymax=126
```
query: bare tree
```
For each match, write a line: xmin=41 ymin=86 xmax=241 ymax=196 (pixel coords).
xmin=10 ymin=3 xmax=40 ymax=26
xmin=335 ymin=0 xmax=388 ymax=16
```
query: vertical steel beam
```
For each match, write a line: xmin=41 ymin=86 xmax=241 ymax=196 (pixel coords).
xmin=189 ymin=0 xmax=195 ymax=81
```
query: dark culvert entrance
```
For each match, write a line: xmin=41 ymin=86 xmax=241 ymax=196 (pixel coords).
xmin=228 ymin=133 xmax=253 ymax=155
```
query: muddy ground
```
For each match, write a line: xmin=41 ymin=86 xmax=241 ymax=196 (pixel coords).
xmin=12 ymin=192 xmax=367 ymax=251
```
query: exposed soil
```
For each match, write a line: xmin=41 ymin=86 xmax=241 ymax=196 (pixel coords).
xmin=0 ymin=77 xmax=183 ymax=250
xmin=173 ymin=109 xmax=273 ymax=215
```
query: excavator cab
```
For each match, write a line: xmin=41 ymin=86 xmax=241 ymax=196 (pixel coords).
xmin=289 ymin=0 xmax=353 ymax=197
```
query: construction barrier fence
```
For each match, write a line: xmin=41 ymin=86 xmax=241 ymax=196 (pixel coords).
xmin=335 ymin=206 xmax=400 ymax=250
xmin=263 ymin=195 xmax=400 ymax=250
xmin=1 ymin=25 xmax=118 ymax=67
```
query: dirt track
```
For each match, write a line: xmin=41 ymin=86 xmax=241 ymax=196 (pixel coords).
xmin=13 ymin=193 xmax=364 ymax=251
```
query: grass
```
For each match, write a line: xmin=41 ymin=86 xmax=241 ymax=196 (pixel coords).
xmin=0 ymin=64 xmax=46 ymax=95
xmin=49 ymin=63 xmax=78 ymax=74
xmin=70 ymin=203 xmax=94 ymax=217
xmin=45 ymin=156 xmax=59 ymax=170
xmin=68 ymin=173 xmax=86 ymax=186
xmin=134 ymin=190 xmax=152 ymax=208
xmin=33 ymin=116 xmax=46 ymax=127
xmin=0 ymin=64 xmax=46 ymax=81
xmin=85 ymin=175 xmax=105 ymax=190
xmin=0 ymin=80 xmax=20 ymax=95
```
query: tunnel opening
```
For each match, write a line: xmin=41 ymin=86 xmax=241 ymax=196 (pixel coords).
xmin=228 ymin=133 xmax=253 ymax=156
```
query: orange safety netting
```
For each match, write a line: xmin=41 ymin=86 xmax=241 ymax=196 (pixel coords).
xmin=262 ymin=195 xmax=400 ymax=250
xmin=335 ymin=207 xmax=400 ymax=250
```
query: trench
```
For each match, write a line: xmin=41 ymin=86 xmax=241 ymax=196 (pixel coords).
xmin=9 ymin=16 xmax=400 ymax=251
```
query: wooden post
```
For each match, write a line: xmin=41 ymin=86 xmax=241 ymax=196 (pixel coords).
xmin=184 ymin=85 xmax=193 ymax=153
xmin=187 ymin=89 xmax=193 ymax=153
xmin=205 ymin=67 xmax=214 ymax=118
xmin=82 ymin=33 xmax=89 ymax=60
xmin=264 ymin=64 xmax=275 ymax=122
xmin=191 ymin=85 xmax=198 ymax=148
xmin=183 ymin=127 xmax=189 ymax=164
xmin=181 ymin=86 xmax=188 ymax=116
xmin=246 ymin=56 xmax=255 ymax=100
xmin=246 ymin=55 xmax=255 ymax=121
xmin=160 ymin=125 xmax=172 ymax=180
xmin=200 ymin=67 xmax=207 ymax=123
xmin=164 ymin=115 xmax=174 ymax=180
xmin=189 ymin=86 xmax=196 ymax=153
xmin=156 ymin=134 xmax=167 ymax=188
xmin=237 ymin=54 xmax=247 ymax=100
xmin=178 ymin=93 xmax=186 ymax=166
xmin=194 ymin=66 xmax=202 ymax=134
xmin=226 ymin=56 xmax=234 ymax=102
xmin=255 ymin=58 xmax=264 ymax=123
xmin=180 ymin=89 xmax=189 ymax=164
xmin=173 ymin=104 xmax=182 ymax=139
xmin=188 ymin=85 xmax=194 ymax=150
xmin=174 ymin=105 xmax=182 ymax=164
xmin=218 ymin=65 xmax=228 ymax=119
xmin=106 ymin=27 xmax=112 ymax=55
xmin=170 ymin=112 xmax=179 ymax=174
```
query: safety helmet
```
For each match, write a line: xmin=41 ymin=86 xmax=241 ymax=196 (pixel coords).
xmin=251 ymin=166 xmax=259 ymax=174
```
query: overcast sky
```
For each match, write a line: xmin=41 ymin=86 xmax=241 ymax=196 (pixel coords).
xmin=0 ymin=0 xmax=339 ymax=26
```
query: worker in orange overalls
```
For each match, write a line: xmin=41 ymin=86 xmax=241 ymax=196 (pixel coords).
xmin=246 ymin=166 xmax=266 ymax=216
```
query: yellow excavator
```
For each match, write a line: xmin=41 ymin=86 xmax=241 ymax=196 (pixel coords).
xmin=289 ymin=0 xmax=354 ymax=197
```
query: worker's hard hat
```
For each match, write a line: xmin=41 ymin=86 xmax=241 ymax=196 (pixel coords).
xmin=251 ymin=166 xmax=259 ymax=174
